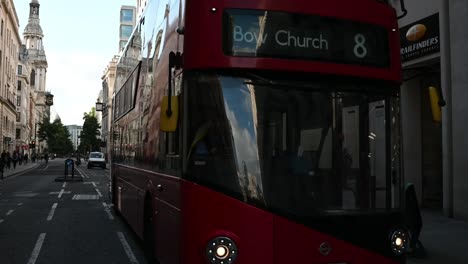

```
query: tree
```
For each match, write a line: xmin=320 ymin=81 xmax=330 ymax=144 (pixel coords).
xmin=37 ymin=116 xmax=74 ymax=155
xmin=78 ymin=110 xmax=101 ymax=154
xmin=37 ymin=116 xmax=51 ymax=142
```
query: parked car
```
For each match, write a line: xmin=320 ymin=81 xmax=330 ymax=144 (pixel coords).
xmin=87 ymin=152 xmax=106 ymax=169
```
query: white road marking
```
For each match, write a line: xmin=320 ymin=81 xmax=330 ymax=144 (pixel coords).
xmin=47 ymin=203 xmax=58 ymax=221
xmin=0 ymin=219 xmax=4 ymax=224
xmin=62 ymin=182 xmax=67 ymax=188
xmin=58 ymin=189 xmax=64 ymax=198
xmin=72 ymin=194 xmax=99 ymax=200
xmin=117 ymin=232 xmax=140 ymax=264
xmin=27 ymin=233 xmax=46 ymax=264
xmin=95 ymin=188 xmax=103 ymax=197
xmin=84 ymin=181 xmax=100 ymax=186
xmin=43 ymin=165 xmax=49 ymax=170
xmin=17 ymin=203 xmax=23 ymax=206
xmin=6 ymin=209 xmax=14 ymax=216
xmin=102 ymin=202 xmax=114 ymax=220
xmin=76 ymin=168 xmax=88 ymax=178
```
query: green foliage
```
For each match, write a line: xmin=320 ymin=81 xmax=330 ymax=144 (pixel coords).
xmin=37 ymin=116 xmax=74 ymax=155
xmin=78 ymin=111 xmax=101 ymax=154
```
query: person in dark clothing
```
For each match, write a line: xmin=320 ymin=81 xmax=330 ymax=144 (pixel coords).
xmin=6 ymin=151 xmax=11 ymax=169
xmin=12 ymin=151 xmax=18 ymax=169
xmin=0 ymin=150 xmax=6 ymax=178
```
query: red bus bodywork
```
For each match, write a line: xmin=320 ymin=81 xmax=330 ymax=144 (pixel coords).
xmin=112 ymin=0 xmax=405 ymax=263
xmin=183 ymin=0 xmax=402 ymax=82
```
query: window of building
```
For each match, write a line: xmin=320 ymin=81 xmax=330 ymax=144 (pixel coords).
xmin=120 ymin=25 xmax=133 ymax=39
xmin=17 ymin=96 xmax=21 ymax=106
xmin=16 ymin=128 xmax=20 ymax=139
xmin=31 ymin=69 xmax=35 ymax=86
xmin=18 ymin=65 xmax=22 ymax=75
xmin=17 ymin=81 xmax=21 ymax=91
xmin=121 ymin=9 xmax=134 ymax=23
xmin=119 ymin=40 xmax=127 ymax=51
xmin=16 ymin=113 xmax=20 ymax=123
xmin=1 ymin=20 xmax=3 ymax=36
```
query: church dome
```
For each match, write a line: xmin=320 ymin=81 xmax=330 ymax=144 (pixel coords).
xmin=24 ymin=21 xmax=43 ymax=37
xmin=24 ymin=0 xmax=43 ymax=37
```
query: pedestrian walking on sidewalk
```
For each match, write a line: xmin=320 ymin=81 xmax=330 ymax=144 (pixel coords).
xmin=12 ymin=151 xmax=18 ymax=169
xmin=6 ymin=151 xmax=11 ymax=169
xmin=0 ymin=150 xmax=5 ymax=180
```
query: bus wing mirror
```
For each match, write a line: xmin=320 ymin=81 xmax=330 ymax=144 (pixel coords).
xmin=160 ymin=95 xmax=179 ymax=132
xmin=428 ymin=86 xmax=441 ymax=122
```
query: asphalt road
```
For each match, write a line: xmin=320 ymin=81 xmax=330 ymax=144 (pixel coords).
xmin=0 ymin=158 xmax=146 ymax=264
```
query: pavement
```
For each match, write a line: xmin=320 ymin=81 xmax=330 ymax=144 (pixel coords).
xmin=0 ymin=161 xmax=40 ymax=180
xmin=408 ymin=209 xmax=468 ymax=264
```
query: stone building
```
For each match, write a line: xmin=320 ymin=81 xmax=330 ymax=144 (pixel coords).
xmin=391 ymin=0 xmax=468 ymax=220
xmin=0 ymin=0 xmax=22 ymax=152
xmin=100 ymin=55 xmax=119 ymax=160
xmin=22 ymin=0 xmax=48 ymax=154
xmin=16 ymin=44 xmax=31 ymax=154
xmin=99 ymin=5 xmax=136 ymax=160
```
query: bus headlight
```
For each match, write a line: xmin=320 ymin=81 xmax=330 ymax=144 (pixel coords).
xmin=390 ymin=228 xmax=410 ymax=255
xmin=206 ymin=236 xmax=238 ymax=264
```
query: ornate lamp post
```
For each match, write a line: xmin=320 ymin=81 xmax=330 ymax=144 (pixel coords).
xmin=45 ymin=93 xmax=54 ymax=106
xmin=95 ymin=99 xmax=104 ymax=112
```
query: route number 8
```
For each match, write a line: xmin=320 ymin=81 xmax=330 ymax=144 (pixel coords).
xmin=354 ymin=34 xmax=368 ymax=59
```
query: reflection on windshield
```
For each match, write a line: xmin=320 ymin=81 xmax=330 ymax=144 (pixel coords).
xmin=187 ymin=74 xmax=401 ymax=216
xmin=220 ymin=78 xmax=264 ymax=203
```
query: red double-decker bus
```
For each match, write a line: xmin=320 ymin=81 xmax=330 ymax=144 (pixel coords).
xmin=111 ymin=0 xmax=408 ymax=263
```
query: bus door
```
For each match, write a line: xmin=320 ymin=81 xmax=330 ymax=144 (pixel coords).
xmin=343 ymin=97 xmax=395 ymax=210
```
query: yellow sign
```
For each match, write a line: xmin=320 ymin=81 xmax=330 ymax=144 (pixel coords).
xmin=428 ymin=86 xmax=441 ymax=122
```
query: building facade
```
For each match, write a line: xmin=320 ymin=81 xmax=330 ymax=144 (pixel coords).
xmin=98 ymin=5 xmax=136 ymax=160
xmin=136 ymin=0 xmax=148 ymax=20
xmin=23 ymin=0 xmax=48 ymax=154
xmin=66 ymin=125 xmax=82 ymax=151
xmin=0 ymin=0 xmax=22 ymax=153
xmin=391 ymin=0 xmax=468 ymax=221
xmin=119 ymin=5 xmax=136 ymax=51
xmin=100 ymin=55 xmax=118 ymax=160
xmin=16 ymin=44 xmax=31 ymax=154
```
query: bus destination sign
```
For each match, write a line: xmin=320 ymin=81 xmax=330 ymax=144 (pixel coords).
xmin=223 ymin=9 xmax=390 ymax=68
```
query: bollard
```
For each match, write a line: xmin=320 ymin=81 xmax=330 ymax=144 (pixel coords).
xmin=65 ymin=158 xmax=75 ymax=179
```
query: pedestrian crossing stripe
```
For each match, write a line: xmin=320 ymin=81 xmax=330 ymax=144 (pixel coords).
xmin=72 ymin=194 xmax=99 ymax=200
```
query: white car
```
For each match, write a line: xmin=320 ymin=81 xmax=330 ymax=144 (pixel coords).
xmin=87 ymin=152 xmax=106 ymax=169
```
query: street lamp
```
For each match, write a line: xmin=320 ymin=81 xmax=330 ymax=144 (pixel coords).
xmin=95 ymin=99 xmax=104 ymax=112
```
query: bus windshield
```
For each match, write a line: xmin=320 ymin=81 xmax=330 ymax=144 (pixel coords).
xmin=186 ymin=73 xmax=401 ymax=217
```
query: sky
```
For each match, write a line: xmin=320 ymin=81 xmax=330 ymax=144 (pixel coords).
xmin=15 ymin=0 xmax=136 ymax=126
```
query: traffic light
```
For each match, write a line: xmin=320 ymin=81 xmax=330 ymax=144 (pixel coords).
xmin=29 ymin=140 xmax=36 ymax=148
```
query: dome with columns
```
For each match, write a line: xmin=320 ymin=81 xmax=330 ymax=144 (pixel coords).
xmin=24 ymin=0 xmax=43 ymax=37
